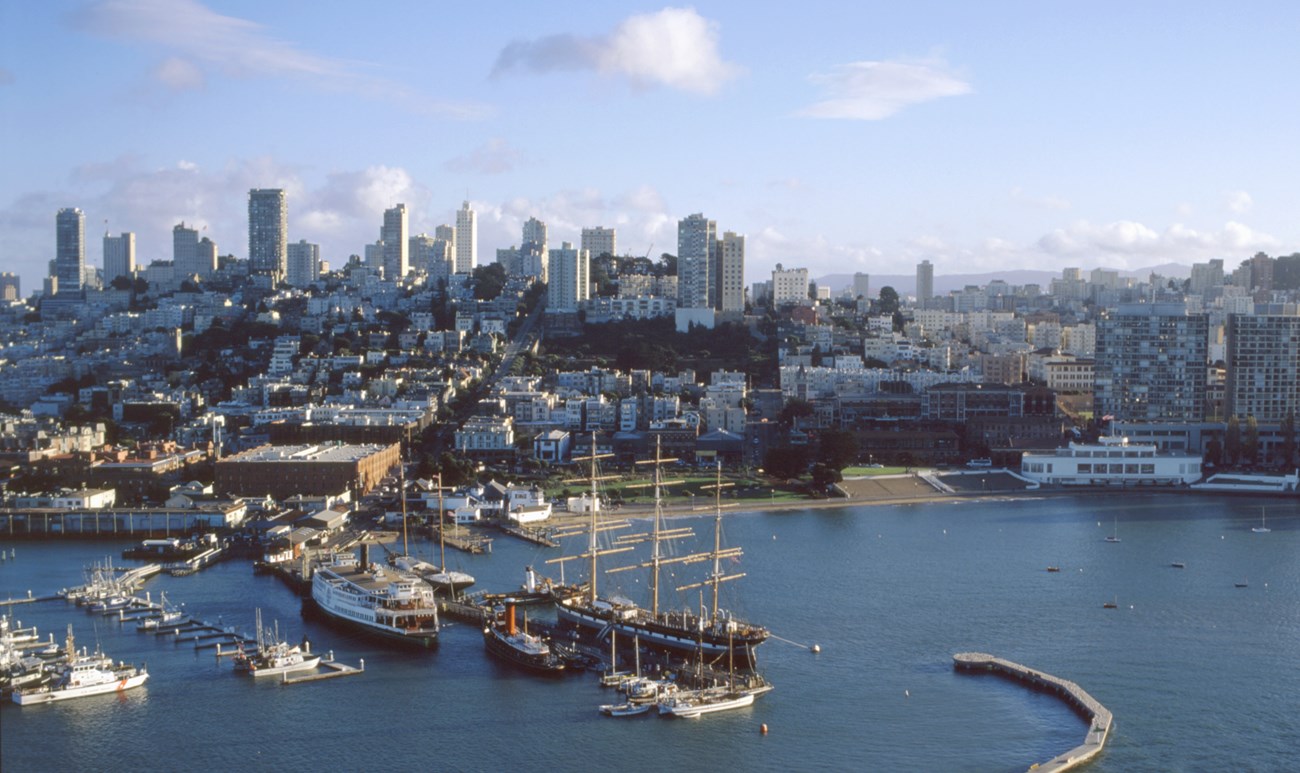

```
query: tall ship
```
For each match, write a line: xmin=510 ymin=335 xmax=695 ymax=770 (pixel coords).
xmin=550 ymin=440 xmax=768 ymax=667
xmin=308 ymin=544 xmax=440 ymax=648
xmin=12 ymin=627 xmax=148 ymax=706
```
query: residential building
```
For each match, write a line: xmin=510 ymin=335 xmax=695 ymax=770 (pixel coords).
xmin=103 ymin=233 xmax=135 ymax=284
xmin=916 ymin=260 xmax=934 ymax=303
xmin=1095 ymin=303 xmax=1208 ymax=422
xmin=771 ymin=263 xmax=809 ymax=306
xmin=381 ymin=203 xmax=409 ymax=280
xmin=455 ymin=201 xmax=476 ymax=274
xmin=248 ymin=188 xmax=287 ymax=280
xmin=718 ymin=231 xmax=745 ymax=312
xmin=286 ymin=240 xmax=320 ymax=288
xmin=1225 ymin=314 xmax=1300 ymax=422
xmin=56 ymin=207 xmax=85 ymax=295
xmin=547 ymin=242 xmax=589 ymax=312
xmin=677 ymin=213 xmax=715 ymax=309
xmin=581 ymin=226 xmax=616 ymax=260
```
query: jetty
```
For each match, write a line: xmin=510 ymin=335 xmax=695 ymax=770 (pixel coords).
xmin=280 ymin=652 xmax=364 ymax=685
xmin=429 ymin=525 xmax=491 ymax=554
xmin=494 ymin=522 xmax=559 ymax=548
xmin=163 ymin=545 xmax=226 ymax=576
xmin=953 ymin=652 xmax=1112 ymax=772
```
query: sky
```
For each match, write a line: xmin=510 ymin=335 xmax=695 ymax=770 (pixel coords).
xmin=2 ymin=1 xmax=1298 ymax=295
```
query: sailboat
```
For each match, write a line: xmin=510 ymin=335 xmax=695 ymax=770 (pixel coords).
xmin=389 ymin=471 xmax=475 ymax=596
xmin=1104 ymin=515 xmax=1121 ymax=543
xmin=551 ymin=439 xmax=768 ymax=668
xmin=1251 ymin=507 xmax=1271 ymax=534
xmin=656 ymin=602 xmax=757 ymax=718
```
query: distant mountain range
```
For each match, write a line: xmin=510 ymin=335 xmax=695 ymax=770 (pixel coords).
xmin=819 ymin=263 xmax=1194 ymax=297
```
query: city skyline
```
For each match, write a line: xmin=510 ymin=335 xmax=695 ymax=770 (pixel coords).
xmin=3 ymin=2 xmax=1298 ymax=294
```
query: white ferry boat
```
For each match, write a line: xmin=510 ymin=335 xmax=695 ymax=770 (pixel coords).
xmin=1020 ymin=436 xmax=1202 ymax=487
xmin=308 ymin=546 xmax=439 ymax=648
xmin=12 ymin=629 xmax=147 ymax=706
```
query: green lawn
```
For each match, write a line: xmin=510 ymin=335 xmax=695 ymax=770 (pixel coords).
xmin=841 ymin=466 xmax=908 ymax=476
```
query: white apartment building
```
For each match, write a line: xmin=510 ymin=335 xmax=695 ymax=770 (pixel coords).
xmin=771 ymin=264 xmax=809 ymax=305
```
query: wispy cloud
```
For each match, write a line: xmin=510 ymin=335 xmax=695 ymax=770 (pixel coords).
xmin=797 ymin=57 xmax=971 ymax=120
xmin=1225 ymin=190 xmax=1253 ymax=214
xmin=492 ymin=7 xmax=742 ymax=95
xmin=70 ymin=0 xmax=487 ymax=118
xmin=444 ymin=139 xmax=526 ymax=175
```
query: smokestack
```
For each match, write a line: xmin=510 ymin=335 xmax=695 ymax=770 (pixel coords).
xmin=360 ymin=543 xmax=370 ymax=569
xmin=506 ymin=601 xmax=517 ymax=636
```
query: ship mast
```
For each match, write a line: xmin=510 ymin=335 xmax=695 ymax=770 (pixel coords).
xmin=589 ymin=431 xmax=599 ymax=603
xmin=400 ymin=459 xmax=409 ymax=556
xmin=710 ymin=459 xmax=723 ymax=620
xmin=651 ymin=437 xmax=663 ymax=616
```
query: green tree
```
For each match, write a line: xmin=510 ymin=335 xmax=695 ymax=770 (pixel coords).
xmin=471 ymin=263 xmax=507 ymax=301
xmin=763 ymin=446 xmax=810 ymax=479
xmin=816 ymin=429 xmax=858 ymax=471
xmin=779 ymin=398 xmax=814 ymax=426
xmin=877 ymin=286 xmax=900 ymax=315
xmin=810 ymin=463 xmax=842 ymax=488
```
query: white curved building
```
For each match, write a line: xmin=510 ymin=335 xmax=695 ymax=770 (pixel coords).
xmin=1020 ymin=436 xmax=1202 ymax=486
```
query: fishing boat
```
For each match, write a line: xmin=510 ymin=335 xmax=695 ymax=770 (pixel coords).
xmin=137 ymin=593 xmax=187 ymax=631
xmin=551 ymin=443 xmax=768 ymax=668
xmin=482 ymin=599 xmax=565 ymax=673
xmin=11 ymin=627 xmax=147 ymax=705
xmin=1104 ymin=515 xmax=1121 ymax=543
xmin=308 ymin=544 xmax=439 ymax=648
xmin=1252 ymin=507 xmax=1271 ymax=533
xmin=234 ymin=609 xmax=320 ymax=678
xmin=1103 ymin=596 xmax=1118 ymax=609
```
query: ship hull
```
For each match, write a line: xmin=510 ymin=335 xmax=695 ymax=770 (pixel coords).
xmin=482 ymin=628 xmax=566 ymax=674
xmin=301 ymin=596 xmax=438 ymax=649
xmin=13 ymin=671 xmax=148 ymax=705
xmin=555 ymin=603 xmax=764 ymax=668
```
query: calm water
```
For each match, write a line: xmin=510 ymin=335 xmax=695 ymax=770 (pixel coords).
xmin=2 ymin=493 xmax=1297 ymax=772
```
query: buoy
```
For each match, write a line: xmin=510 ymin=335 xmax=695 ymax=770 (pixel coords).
xmin=760 ymin=723 xmax=769 ymax=735
xmin=904 ymin=690 xmax=910 ymax=697
xmin=772 ymin=535 xmax=776 ymax=540
xmin=811 ymin=644 xmax=821 ymax=653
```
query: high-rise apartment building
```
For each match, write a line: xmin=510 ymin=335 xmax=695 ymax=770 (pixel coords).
xmin=196 ymin=237 xmax=217 ymax=278
xmin=455 ymin=201 xmax=477 ymax=274
xmin=718 ymin=231 xmax=745 ymax=313
xmin=55 ymin=207 xmax=85 ymax=295
xmin=677 ymin=213 xmax=715 ymax=309
xmin=853 ymin=272 xmax=871 ymax=300
xmin=381 ymin=204 xmax=409 ymax=281
xmin=173 ymin=222 xmax=199 ymax=277
xmin=916 ymin=260 xmax=933 ymax=303
xmin=0 ymin=273 xmax=19 ymax=301
xmin=581 ymin=226 xmax=616 ymax=260
xmin=1225 ymin=314 xmax=1300 ymax=422
xmin=286 ymin=240 xmax=320 ymax=288
xmin=248 ymin=188 xmax=287 ymax=280
xmin=547 ymin=242 xmax=589 ymax=312
xmin=771 ymin=264 xmax=810 ymax=305
xmin=103 ymin=232 xmax=135 ymax=284
xmin=521 ymin=217 xmax=548 ymax=281
xmin=1095 ymin=303 xmax=1208 ymax=422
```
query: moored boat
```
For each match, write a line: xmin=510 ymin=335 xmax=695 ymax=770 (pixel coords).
xmin=308 ymin=545 xmax=439 ymax=648
xmin=11 ymin=628 xmax=147 ymax=706
xmin=482 ymin=600 xmax=565 ymax=673
xmin=234 ymin=610 xmax=320 ymax=678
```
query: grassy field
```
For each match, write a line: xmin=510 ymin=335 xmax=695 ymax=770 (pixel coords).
xmin=841 ymin=466 xmax=908 ymax=476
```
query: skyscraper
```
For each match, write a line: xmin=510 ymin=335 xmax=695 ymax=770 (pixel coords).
xmin=581 ymin=226 xmax=616 ymax=260
xmin=455 ymin=201 xmax=477 ymax=274
xmin=521 ymin=216 xmax=548 ymax=281
xmin=103 ymin=232 xmax=135 ymax=284
xmin=718 ymin=231 xmax=745 ymax=312
xmin=173 ymin=222 xmax=199 ymax=278
xmin=547 ymin=242 xmax=589 ymax=312
xmin=853 ymin=272 xmax=871 ymax=300
xmin=0 ymin=273 xmax=20 ymax=301
xmin=55 ymin=207 xmax=85 ymax=295
xmin=677 ymin=213 xmax=716 ymax=309
xmin=248 ymin=188 xmax=287 ymax=281
xmin=1095 ymin=303 xmax=1208 ymax=422
xmin=381 ymin=203 xmax=409 ymax=281
xmin=286 ymin=239 xmax=321 ymax=288
xmin=916 ymin=260 xmax=934 ymax=304
xmin=1225 ymin=314 xmax=1300 ymax=422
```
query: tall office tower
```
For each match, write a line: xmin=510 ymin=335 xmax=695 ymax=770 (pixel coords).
xmin=770 ymin=263 xmax=810 ymax=305
xmin=1225 ymin=314 xmax=1300 ymax=422
xmin=196 ymin=237 xmax=218 ymax=278
xmin=853 ymin=272 xmax=871 ymax=299
xmin=286 ymin=239 xmax=321 ymax=288
xmin=718 ymin=231 xmax=745 ymax=312
xmin=581 ymin=226 xmax=616 ymax=259
xmin=381 ymin=203 xmax=409 ymax=281
xmin=0 ymin=272 xmax=19 ymax=301
xmin=916 ymin=260 xmax=934 ymax=303
xmin=248 ymin=188 xmax=287 ymax=281
xmin=103 ymin=232 xmax=135 ymax=284
xmin=546 ymin=242 xmax=589 ymax=312
xmin=677 ymin=213 xmax=716 ymax=309
xmin=521 ymin=217 xmax=548 ymax=281
xmin=455 ymin=201 xmax=477 ymax=274
xmin=1095 ymin=303 xmax=1208 ymax=422
xmin=173 ymin=222 xmax=199 ymax=278
xmin=55 ymin=207 xmax=85 ymax=295
xmin=409 ymin=234 xmax=435 ymax=272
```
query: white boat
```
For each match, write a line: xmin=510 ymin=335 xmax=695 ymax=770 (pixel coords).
xmin=309 ymin=545 xmax=440 ymax=648
xmin=657 ymin=687 xmax=755 ymax=718
xmin=1252 ymin=507 xmax=1271 ymax=533
xmin=137 ymin=593 xmax=187 ymax=631
xmin=600 ymin=701 xmax=653 ymax=717
xmin=233 ymin=609 xmax=321 ymax=678
xmin=12 ymin=628 xmax=147 ymax=706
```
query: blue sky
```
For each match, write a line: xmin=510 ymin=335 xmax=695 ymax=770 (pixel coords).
xmin=2 ymin=1 xmax=1298 ymax=294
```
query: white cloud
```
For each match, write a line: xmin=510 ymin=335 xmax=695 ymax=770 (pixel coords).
xmin=797 ymin=57 xmax=971 ymax=120
xmin=1225 ymin=190 xmax=1253 ymax=214
xmin=444 ymin=139 xmax=525 ymax=175
xmin=72 ymin=0 xmax=487 ymax=117
xmin=492 ymin=7 xmax=741 ymax=95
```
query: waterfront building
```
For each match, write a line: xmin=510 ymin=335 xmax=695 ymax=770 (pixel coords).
xmin=1020 ymin=435 xmax=1202 ymax=486
xmin=55 ymin=207 xmax=85 ymax=295
xmin=916 ymin=259 xmax=934 ymax=304
xmin=214 ymin=443 xmax=399 ymax=499
xmin=102 ymin=233 xmax=135 ymax=284
xmin=546 ymin=242 xmax=589 ymax=312
xmin=455 ymin=201 xmax=477 ymax=274
xmin=580 ymin=226 xmax=616 ymax=260
xmin=381 ymin=203 xmax=409 ymax=281
xmin=1225 ymin=313 xmax=1300 ymax=422
xmin=248 ymin=188 xmax=287 ymax=281
xmin=1094 ymin=303 xmax=1208 ymax=422
xmin=286 ymin=240 xmax=320 ymax=288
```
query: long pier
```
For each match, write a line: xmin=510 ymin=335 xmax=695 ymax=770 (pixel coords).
xmin=953 ymin=652 xmax=1112 ymax=772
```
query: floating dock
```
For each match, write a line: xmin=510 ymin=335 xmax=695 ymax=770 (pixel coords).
xmin=280 ymin=654 xmax=364 ymax=685
xmin=953 ymin=652 xmax=1112 ymax=772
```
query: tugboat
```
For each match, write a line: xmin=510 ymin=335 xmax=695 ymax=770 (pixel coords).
xmin=482 ymin=600 xmax=565 ymax=674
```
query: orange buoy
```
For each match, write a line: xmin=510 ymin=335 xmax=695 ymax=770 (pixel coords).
xmin=760 ymin=723 xmax=769 ymax=735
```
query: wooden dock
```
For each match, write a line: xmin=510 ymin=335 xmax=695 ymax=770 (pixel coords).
xmin=430 ymin=526 xmax=492 ymax=554
xmin=494 ymin=522 xmax=559 ymax=548
xmin=281 ymin=655 xmax=364 ymax=685
xmin=953 ymin=652 xmax=1113 ymax=772
xmin=439 ymin=599 xmax=490 ymax=624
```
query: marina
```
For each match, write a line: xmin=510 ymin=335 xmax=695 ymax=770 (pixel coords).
xmin=1 ymin=493 xmax=1298 ymax=770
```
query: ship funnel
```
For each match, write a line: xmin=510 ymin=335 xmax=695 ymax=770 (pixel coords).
xmin=360 ymin=543 xmax=370 ymax=569
xmin=506 ymin=601 xmax=517 ymax=636
xmin=524 ymin=565 xmax=536 ymax=592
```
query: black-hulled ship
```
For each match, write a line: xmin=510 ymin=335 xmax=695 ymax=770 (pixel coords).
xmin=482 ymin=600 xmax=565 ymax=673
xmin=551 ymin=441 xmax=768 ymax=668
